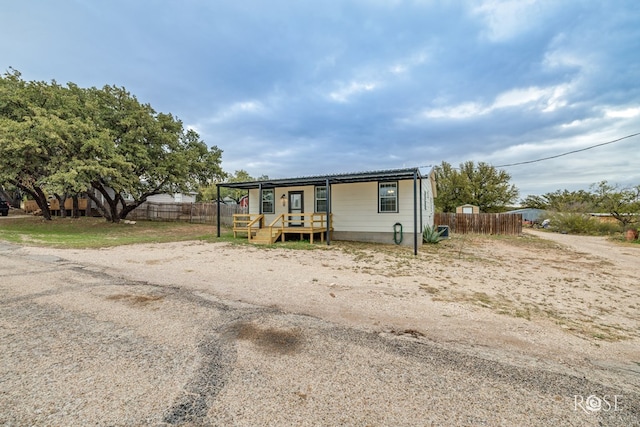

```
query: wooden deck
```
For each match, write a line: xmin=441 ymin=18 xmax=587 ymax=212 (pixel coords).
xmin=232 ymin=213 xmax=333 ymax=244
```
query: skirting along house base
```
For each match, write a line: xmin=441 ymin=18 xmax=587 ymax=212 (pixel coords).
xmin=217 ymin=168 xmax=436 ymax=255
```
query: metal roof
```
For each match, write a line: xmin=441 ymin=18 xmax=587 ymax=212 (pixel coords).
xmin=217 ymin=167 xmax=424 ymax=190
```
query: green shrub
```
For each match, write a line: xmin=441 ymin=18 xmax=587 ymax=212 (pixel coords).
xmin=547 ymin=212 xmax=622 ymax=235
xmin=423 ymin=225 xmax=444 ymax=244
xmin=595 ymin=221 xmax=624 ymax=235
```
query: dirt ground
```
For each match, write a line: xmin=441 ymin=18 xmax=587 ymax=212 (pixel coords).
xmin=20 ymin=228 xmax=640 ymax=391
xmin=3 ymin=228 xmax=640 ymax=425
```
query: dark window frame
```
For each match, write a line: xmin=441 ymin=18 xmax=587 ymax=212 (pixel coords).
xmin=262 ymin=189 xmax=275 ymax=214
xmin=378 ymin=181 xmax=398 ymax=213
xmin=314 ymin=186 xmax=327 ymax=213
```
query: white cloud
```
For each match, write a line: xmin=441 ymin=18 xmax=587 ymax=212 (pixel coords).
xmin=543 ymin=45 xmax=589 ymax=70
xmin=328 ymin=80 xmax=378 ymax=103
xmin=389 ymin=65 xmax=407 ymax=75
xmin=473 ymin=0 xmax=553 ymax=42
xmin=604 ymin=107 xmax=640 ymax=119
xmin=541 ymin=85 xmax=569 ymax=112
xmin=208 ymin=100 xmax=265 ymax=123
xmin=492 ymin=87 xmax=548 ymax=109
xmin=421 ymin=102 xmax=485 ymax=119
xmin=418 ymin=83 xmax=571 ymax=120
xmin=493 ymin=84 xmax=570 ymax=113
xmin=185 ymin=123 xmax=201 ymax=134
xmin=388 ymin=50 xmax=429 ymax=75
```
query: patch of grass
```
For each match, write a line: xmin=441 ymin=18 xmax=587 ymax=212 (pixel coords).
xmin=0 ymin=217 xmax=331 ymax=250
xmin=486 ymin=232 xmax=562 ymax=250
xmin=0 ymin=216 xmax=222 ymax=248
xmin=431 ymin=288 xmax=632 ymax=341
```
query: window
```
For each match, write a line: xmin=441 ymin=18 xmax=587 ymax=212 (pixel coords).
xmin=315 ymin=186 xmax=327 ymax=212
xmin=262 ymin=189 xmax=274 ymax=214
xmin=379 ymin=182 xmax=398 ymax=213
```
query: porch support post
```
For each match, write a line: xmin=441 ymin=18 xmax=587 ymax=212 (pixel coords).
xmin=216 ymin=184 xmax=221 ymax=237
xmin=325 ymin=178 xmax=331 ymax=246
xmin=258 ymin=183 xmax=263 ymax=215
xmin=419 ymin=176 xmax=423 ymax=232
xmin=413 ymin=169 xmax=418 ymax=256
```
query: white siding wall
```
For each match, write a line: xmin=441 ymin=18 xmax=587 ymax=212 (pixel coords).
xmin=248 ymin=186 xmax=316 ymax=224
xmin=421 ymin=176 xmax=435 ymax=230
xmin=247 ymin=177 xmax=435 ymax=233
xmin=147 ymin=194 xmax=175 ymax=203
xmin=146 ymin=193 xmax=197 ymax=203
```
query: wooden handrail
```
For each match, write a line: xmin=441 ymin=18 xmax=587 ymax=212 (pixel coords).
xmin=246 ymin=214 xmax=264 ymax=241
xmin=274 ymin=216 xmax=333 ymax=231
xmin=233 ymin=213 xmax=264 ymax=239
xmin=268 ymin=214 xmax=285 ymax=243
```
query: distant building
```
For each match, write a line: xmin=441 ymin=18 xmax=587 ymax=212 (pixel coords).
xmin=505 ymin=208 xmax=547 ymax=222
xmin=456 ymin=204 xmax=479 ymax=214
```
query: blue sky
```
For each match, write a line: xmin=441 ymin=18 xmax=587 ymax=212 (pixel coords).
xmin=2 ymin=0 xmax=639 ymax=197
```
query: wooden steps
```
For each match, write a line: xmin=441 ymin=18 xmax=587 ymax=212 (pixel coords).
xmin=251 ymin=228 xmax=282 ymax=244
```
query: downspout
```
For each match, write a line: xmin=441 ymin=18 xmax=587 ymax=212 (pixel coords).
xmin=413 ymin=169 xmax=418 ymax=256
xmin=325 ymin=178 xmax=331 ymax=246
xmin=216 ymin=184 xmax=221 ymax=237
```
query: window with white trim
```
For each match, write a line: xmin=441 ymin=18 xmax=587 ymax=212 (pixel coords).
xmin=262 ymin=189 xmax=274 ymax=214
xmin=379 ymin=182 xmax=398 ymax=213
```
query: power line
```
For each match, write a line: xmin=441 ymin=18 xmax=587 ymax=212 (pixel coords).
xmin=493 ymin=132 xmax=640 ymax=168
xmin=415 ymin=132 xmax=640 ymax=170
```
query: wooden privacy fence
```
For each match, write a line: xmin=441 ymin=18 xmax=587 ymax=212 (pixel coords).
xmin=128 ymin=202 xmax=246 ymax=226
xmin=23 ymin=198 xmax=90 ymax=216
xmin=435 ymin=213 xmax=523 ymax=235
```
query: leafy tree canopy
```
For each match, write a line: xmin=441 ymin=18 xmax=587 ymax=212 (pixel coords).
xmin=199 ymin=169 xmax=269 ymax=202
xmin=520 ymin=189 xmax=596 ymax=212
xmin=433 ymin=161 xmax=519 ymax=212
xmin=521 ymin=181 xmax=639 ymax=228
xmin=0 ymin=70 xmax=225 ymax=221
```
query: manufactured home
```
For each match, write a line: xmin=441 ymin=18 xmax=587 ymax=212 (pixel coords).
xmin=217 ymin=167 xmax=436 ymax=255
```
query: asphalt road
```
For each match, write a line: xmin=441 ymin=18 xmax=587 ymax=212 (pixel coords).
xmin=0 ymin=241 xmax=638 ymax=426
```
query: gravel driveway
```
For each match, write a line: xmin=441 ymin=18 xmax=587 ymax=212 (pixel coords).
xmin=1 ymin=238 xmax=639 ymax=426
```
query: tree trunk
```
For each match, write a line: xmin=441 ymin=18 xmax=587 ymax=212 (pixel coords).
xmin=86 ymin=190 xmax=110 ymax=221
xmin=11 ymin=181 xmax=52 ymax=220
xmin=0 ymin=188 xmax=12 ymax=202
xmin=72 ymin=195 xmax=80 ymax=218
xmin=54 ymin=193 xmax=68 ymax=218
xmin=33 ymin=187 xmax=52 ymax=220
xmin=90 ymin=181 xmax=122 ymax=223
xmin=90 ymin=180 xmax=165 ymax=222
xmin=88 ymin=184 xmax=115 ymax=221
xmin=118 ymin=195 xmax=147 ymax=221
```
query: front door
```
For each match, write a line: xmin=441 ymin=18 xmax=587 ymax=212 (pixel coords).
xmin=288 ymin=191 xmax=303 ymax=226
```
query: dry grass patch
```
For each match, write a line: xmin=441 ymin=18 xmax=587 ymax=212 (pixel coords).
xmin=233 ymin=322 xmax=303 ymax=355
xmin=106 ymin=293 xmax=165 ymax=306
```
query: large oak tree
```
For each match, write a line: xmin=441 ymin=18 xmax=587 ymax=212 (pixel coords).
xmin=433 ymin=161 xmax=519 ymax=213
xmin=0 ymin=70 xmax=224 ymax=222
